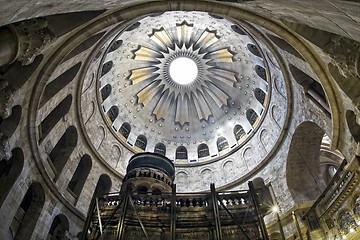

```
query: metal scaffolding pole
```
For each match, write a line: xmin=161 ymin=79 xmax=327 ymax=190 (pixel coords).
xmin=217 ymin=196 xmax=252 ymax=240
xmin=116 ymin=188 xmax=130 ymax=240
xmin=170 ymin=184 xmax=176 ymax=240
xmin=80 ymin=195 xmax=97 ymax=240
xmin=248 ymin=181 xmax=269 ymax=240
xmin=210 ymin=183 xmax=223 ymax=240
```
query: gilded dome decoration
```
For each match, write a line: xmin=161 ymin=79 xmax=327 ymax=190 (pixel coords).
xmin=97 ymin=11 xmax=271 ymax=163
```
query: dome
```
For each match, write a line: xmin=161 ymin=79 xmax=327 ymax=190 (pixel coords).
xmin=0 ymin=1 xmax=359 ymax=239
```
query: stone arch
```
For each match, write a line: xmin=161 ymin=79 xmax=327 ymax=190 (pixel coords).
xmin=223 ymin=160 xmax=234 ymax=182
xmin=217 ymin=137 xmax=229 ymax=152
xmin=67 ymin=154 xmax=92 ymax=198
xmin=93 ymin=174 xmax=112 ymax=197
xmin=198 ymin=143 xmax=209 ymax=158
xmin=289 ymin=64 xmax=329 ymax=113
xmin=0 ymin=105 xmax=21 ymax=139
xmin=49 ymin=126 xmax=78 ymax=179
xmin=200 ymin=169 xmax=213 ymax=189
xmin=39 ymin=62 xmax=81 ymax=107
xmin=48 ymin=214 xmax=70 ymax=239
xmin=38 ymin=94 xmax=72 ymax=143
xmin=0 ymin=147 xmax=24 ymax=207
xmin=243 ymin=147 xmax=253 ymax=169
xmin=134 ymin=135 xmax=147 ymax=152
xmin=176 ymin=171 xmax=189 ymax=190
xmin=154 ymin=143 xmax=166 ymax=156
xmin=346 ymin=110 xmax=360 ymax=142
xmin=271 ymin=105 xmax=282 ymax=127
xmin=267 ymin=34 xmax=304 ymax=60
xmin=176 ymin=146 xmax=188 ymax=160
xmin=12 ymin=182 xmax=45 ymax=240
xmin=286 ymin=121 xmax=326 ymax=204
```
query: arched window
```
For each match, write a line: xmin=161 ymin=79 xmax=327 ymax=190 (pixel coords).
xmin=152 ymin=188 xmax=162 ymax=195
xmin=231 ymin=25 xmax=246 ymax=35
xmin=254 ymin=88 xmax=267 ymax=106
xmin=63 ymin=31 xmax=106 ymax=62
xmin=39 ymin=94 xmax=72 ymax=143
xmin=198 ymin=144 xmax=209 ymax=158
xmin=126 ymin=22 xmax=141 ymax=31
xmin=119 ymin=122 xmax=131 ymax=140
xmin=255 ymin=65 xmax=267 ymax=81
xmin=0 ymin=147 xmax=24 ymax=207
xmin=0 ymin=105 xmax=21 ymax=139
xmin=100 ymin=84 xmax=111 ymax=101
xmin=217 ymin=137 xmax=229 ymax=152
xmin=40 ymin=63 xmax=81 ymax=107
xmin=176 ymin=146 xmax=188 ymax=160
xmin=93 ymin=174 xmax=112 ymax=197
xmin=136 ymin=186 xmax=148 ymax=194
xmin=246 ymin=109 xmax=259 ymax=127
xmin=67 ymin=154 xmax=92 ymax=198
xmin=48 ymin=214 xmax=69 ymax=240
xmin=234 ymin=125 xmax=246 ymax=142
xmin=108 ymin=40 xmax=123 ymax=53
xmin=11 ymin=182 xmax=45 ymax=240
xmin=49 ymin=126 xmax=78 ymax=179
xmin=154 ymin=143 xmax=166 ymax=156
xmin=267 ymin=34 xmax=304 ymax=60
xmin=135 ymin=135 xmax=147 ymax=152
xmin=247 ymin=43 xmax=262 ymax=58
xmin=107 ymin=105 xmax=119 ymax=123
xmin=101 ymin=61 xmax=113 ymax=77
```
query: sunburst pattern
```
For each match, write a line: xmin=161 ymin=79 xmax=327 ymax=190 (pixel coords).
xmin=129 ymin=21 xmax=237 ymax=126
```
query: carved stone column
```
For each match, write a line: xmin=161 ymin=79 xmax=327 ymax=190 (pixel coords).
xmin=0 ymin=18 xmax=54 ymax=67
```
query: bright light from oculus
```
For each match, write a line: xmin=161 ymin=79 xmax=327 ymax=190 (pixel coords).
xmin=169 ymin=57 xmax=198 ymax=85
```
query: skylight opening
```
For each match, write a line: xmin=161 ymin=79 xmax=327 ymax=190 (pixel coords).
xmin=169 ymin=57 xmax=198 ymax=85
